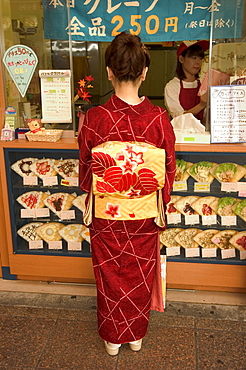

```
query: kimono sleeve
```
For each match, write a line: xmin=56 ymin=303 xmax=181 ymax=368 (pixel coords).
xmin=161 ymin=112 xmax=176 ymax=208
xmin=78 ymin=112 xmax=93 ymax=193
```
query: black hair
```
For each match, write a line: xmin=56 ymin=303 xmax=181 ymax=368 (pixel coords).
xmin=105 ymin=31 xmax=150 ymax=82
xmin=176 ymin=44 xmax=205 ymax=80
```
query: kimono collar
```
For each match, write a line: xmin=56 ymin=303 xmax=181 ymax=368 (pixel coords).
xmin=108 ymin=94 xmax=153 ymax=115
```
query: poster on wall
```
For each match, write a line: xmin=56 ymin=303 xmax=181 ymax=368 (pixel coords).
xmin=3 ymin=45 xmax=38 ymax=98
xmin=42 ymin=0 xmax=244 ymax=42
xmin=39 ymin=70 xmax=72 ymax=124
xmin=210 ymin=85 xmax=246 ymax=143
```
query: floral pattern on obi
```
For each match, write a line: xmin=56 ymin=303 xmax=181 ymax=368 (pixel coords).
xmin=91 ymin=141 xmax=166 ymax=220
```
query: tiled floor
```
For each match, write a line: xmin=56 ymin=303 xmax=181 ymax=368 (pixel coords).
xmin=0 ymin=283 xmax=245 ymax=369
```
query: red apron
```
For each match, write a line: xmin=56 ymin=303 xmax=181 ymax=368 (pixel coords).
xmin=179 ymin=79 xmax=204 ymax=121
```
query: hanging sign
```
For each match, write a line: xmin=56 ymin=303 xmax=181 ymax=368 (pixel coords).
xmin=42 ymin=0 xmax=244 ymax=42
xmin=3 ymin=45 xmax=38 ymax=97
xmin=210 ymin=85 xmax=246 ymax=143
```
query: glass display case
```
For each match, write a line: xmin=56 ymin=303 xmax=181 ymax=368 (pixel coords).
xmin=162 ymin=150 xmax=246 ymax=265
xmin=5 ymin=147 xmax=91 ymax=257
xmin=4 ymin=146 xmax=246 ymax=266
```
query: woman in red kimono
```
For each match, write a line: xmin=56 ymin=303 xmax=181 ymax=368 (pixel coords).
xmin=78 ymin=32 xmax=176 ymax=356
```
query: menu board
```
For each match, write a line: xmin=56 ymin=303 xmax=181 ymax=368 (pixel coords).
xmin=39 ymin=70 xmax=72 ymax=123
xmin=210 ymin=85 xmax=246 ymax=143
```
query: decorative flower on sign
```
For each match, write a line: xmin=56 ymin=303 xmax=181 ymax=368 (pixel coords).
xmin=74 ymin=75 xmax=94 ymax=103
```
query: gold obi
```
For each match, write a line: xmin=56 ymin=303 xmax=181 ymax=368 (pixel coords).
xmin=91 ymin=141 xmax=166 ymax=221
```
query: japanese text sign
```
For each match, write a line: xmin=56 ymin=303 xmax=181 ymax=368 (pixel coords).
xmin=39 ymin=70 xmax=72 ymax=123
xmin=42 ymin=0 xmax=244 ymax=42
xmin=3 ymin=45 xmax=38 ymax=97
xmin=210 ymin=85 xmax=246 ymax=143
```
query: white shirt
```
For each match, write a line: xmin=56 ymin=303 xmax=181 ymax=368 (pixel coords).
xmin=164 ymin=77 xmax=199 ymax=118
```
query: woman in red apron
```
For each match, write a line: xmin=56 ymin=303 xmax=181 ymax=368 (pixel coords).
xmin=164 ymin=40 xmax=209 ymax=122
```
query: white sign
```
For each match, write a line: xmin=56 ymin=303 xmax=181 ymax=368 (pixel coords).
xmin=39 ymin=70 xmax=72 ymax=124
xmin=211 ymin=85 xmax=246 ymax=143
xmin=3 ymin=45 xmax=38 ymax=97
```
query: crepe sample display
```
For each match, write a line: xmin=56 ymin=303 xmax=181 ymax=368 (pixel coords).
xmin=44 ymin=192 xmax=76 ymax=217
xmin=175 ymin=159 xmax=192 ymax=181
xmin=30 ymin=158 xmax=58 ymax=178
xmin=191 ymin=196 xmax=218 ymax=216
xmin=16 ymin=191 xmax=49 ymax=209
xmin=234 ymin=199 xmax=246 ymax=222
xmin=174 ymin=228 xmax=200 ymax=248
xmin=81 ymin=225 xmax=90 ymax=243
xmin=210 ymin=163 xmax=246 ymax=183
xmin=174 ymin=195 xmax=199 ymax=216
xmin=187 ymin=161 xmax=216 ymax=183
xmin=229 ymin=231 xmax=246 ymax=251
xmin=193 ymin=229 xmax=219 ymax=248
xmin=72 ymin=193 xmax=87 ymax=213
xmin=211 ymin=197 xmax=238 ymax=217
xmin=160 ymin=228 xmax=183 ymax=247
xmin=166 ymin=196 xmax=182 ymax=215
xmin=58 ymin=224 xmax=83 ymax=242
xmin=211 ymin=230 xmax=237 ymax=249
xmin=17 ymin=222 xmax=44 ymax=242
xmin=11 ymin=157 xmax=38 ymax=177
xmin=36 ymin=222 xmax=64 ymax=243
xmin=54 ymin=159 xmax=79 ymax=178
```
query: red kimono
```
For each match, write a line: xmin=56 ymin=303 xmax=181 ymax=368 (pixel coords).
xmin=78 ymin=95 xmax=176 ymax=344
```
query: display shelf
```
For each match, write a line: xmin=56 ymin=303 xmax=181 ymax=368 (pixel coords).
xmin=0 ymin=140 xmax=245 ymax=291
xmin=4 ymin=147 xmax=89 ymax=257
xmin=163 ymin=150 xmax=246 ymax=265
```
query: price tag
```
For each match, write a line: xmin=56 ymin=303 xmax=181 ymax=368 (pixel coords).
xmin=185 ymin=248 xmax=200 ymax=258
xmin=239 ymin=250 xmax=246 ymax=260
xmin=35 ymin=208 xmax=50 ymax=218
xmin=60 ymin=210 xmax=75 ymax=220
xmin=166 ymin=246 xmax=180 ymax=256
xmin=238 ymin=182 xmax=246 ymax=197
xmin=67 ymin=242 xmax=82 ymax=251
xmin=237 ymin=182 xmax=246 ymax=192
xmin=202 ymin=248 xmax=217 ymax=258
xmin=184 ymin=214 xmax=199 ymax=225
xmin=21 ymin=209 xmax=36 ymax=218
xmin=166 ymin=214 xmax=181 ymax=224
xmin=48 ymin=241 xmax=63 ymax=250
xmin=238 ymin=190 xmax=246 ymax=197
xmin=64 ymin=177 xmax=79 ymax=187
xmin=23 ymin=176 xmax=38 ymax=186
xmin=194 ymin=182 xmax=210 ymax=192
xmin=221 ymin=182 xmax=238 ymax=192
xmin=221 ymin=248 xmax=236 ymax=259
xmin=29 ymin=240 xmax=43 ymax=249
xmin=202 ymin=215 xmax=217 ymax=225
xmin=221 ymin=216 xmax=237 ymax=226
xmin=43 ymin=176 xmax=58 ymax=186
xmin=173 ymin=181 xmax=187 ymax=192
xmin=61 ymin=179 xmax=70 ymax=187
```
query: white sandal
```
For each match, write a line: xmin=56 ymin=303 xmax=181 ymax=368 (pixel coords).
xmin=129 ymin=339 xmax=142 ymax=351
xmin=104 ymin=341 xmax=121 ymax=356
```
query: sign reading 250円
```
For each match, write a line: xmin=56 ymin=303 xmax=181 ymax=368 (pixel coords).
xmin=42 ymin=0 xmax=244 ymax=42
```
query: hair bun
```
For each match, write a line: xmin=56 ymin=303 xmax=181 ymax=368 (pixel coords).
xmin=105 ymin=31 xmax=150 ymax=82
